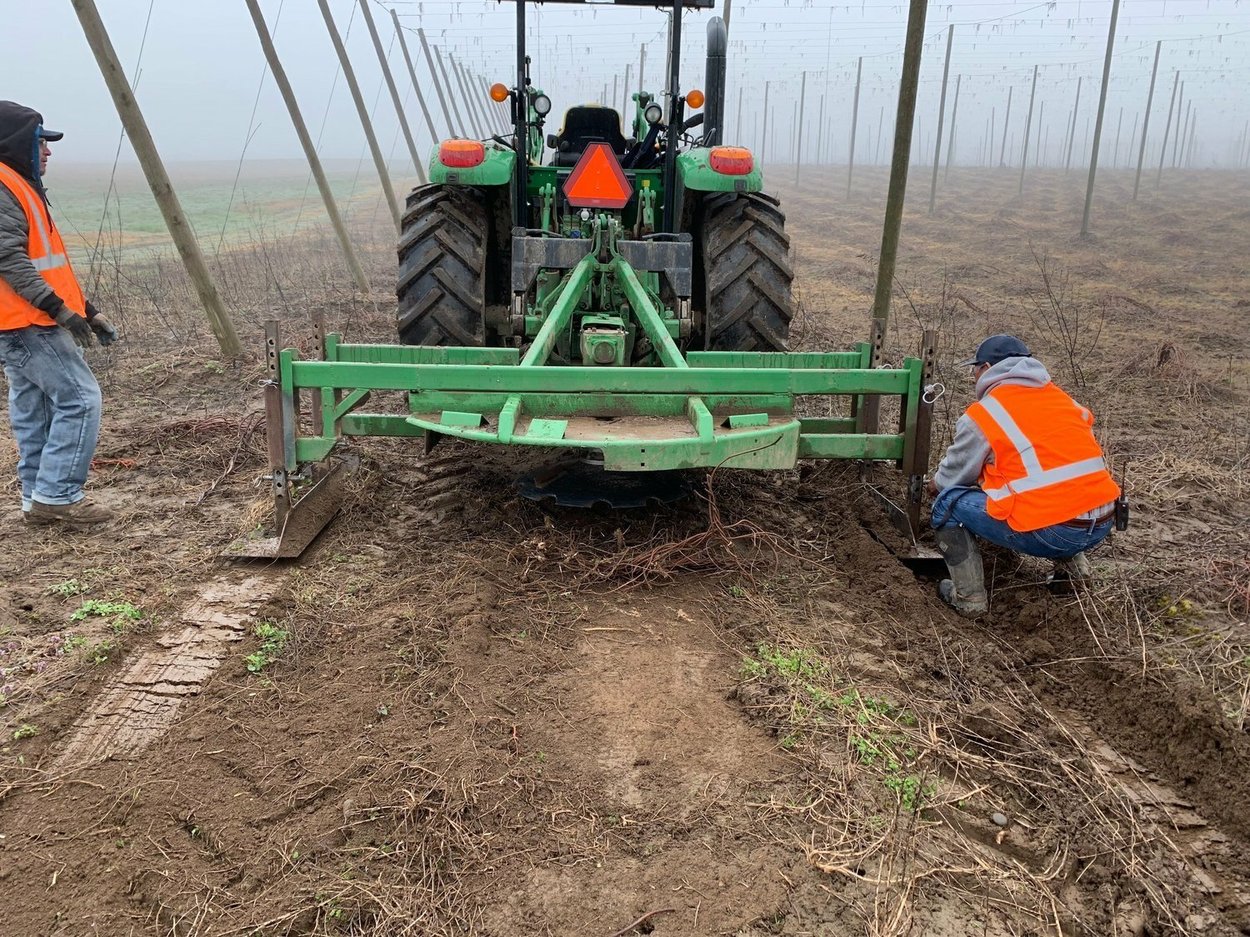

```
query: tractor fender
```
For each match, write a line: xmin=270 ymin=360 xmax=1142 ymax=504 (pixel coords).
xmin=429 ymin=144 xmax=516 ymax=186
xmin=675 ymin=148 xmax=764 ymax=195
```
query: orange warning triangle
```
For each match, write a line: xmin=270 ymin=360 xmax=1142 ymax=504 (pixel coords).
xmin=562 ymin=143 xmax=634 ymax=210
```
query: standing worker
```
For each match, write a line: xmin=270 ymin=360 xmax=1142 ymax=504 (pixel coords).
xmin=0 ymin=101 xmax=117 ymax=526
xmin=927 ymin=335 xmax=1121 ymax=617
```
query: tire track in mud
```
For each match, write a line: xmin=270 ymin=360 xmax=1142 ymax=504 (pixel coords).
xmin=50 ymin=573 xmax=278 ymax=770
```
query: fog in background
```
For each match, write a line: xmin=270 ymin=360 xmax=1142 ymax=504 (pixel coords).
xmin=5 ymin=0 xmax=1249 ymax=170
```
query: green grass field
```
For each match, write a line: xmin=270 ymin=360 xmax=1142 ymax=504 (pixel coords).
xmin=46 ymin=159 xmax=417 ymax=262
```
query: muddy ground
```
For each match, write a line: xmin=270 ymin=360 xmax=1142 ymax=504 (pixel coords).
xmin=1 ymin=166 xmax=1248 ymax=936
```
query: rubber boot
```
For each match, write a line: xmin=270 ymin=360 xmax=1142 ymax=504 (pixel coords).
xmin=934 ymin=526 xmax=989 ymax=618
xmin=1049 ymin=552 xmax=1092 ymax=592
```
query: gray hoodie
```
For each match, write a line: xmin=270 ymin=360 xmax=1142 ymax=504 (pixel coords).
xmin=931 ymin=356 xmax=1053 ymax=490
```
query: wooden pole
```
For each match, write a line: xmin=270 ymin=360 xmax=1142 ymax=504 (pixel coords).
xmin=418 ymin=28 xmax=458 ymax=138
xmin=795 ymin=72 xmax=807 ymax=184
xmin=479 ymin=69 xmax=504 ymax=134
xmin=999 ymin=85 xmax=1013 ymax=167
xmin=944 ymin=72 xmax=961 ymax=180
xmin=479 ymin=75 xmax=503 ymax=134
xmin=1081 ymin=0 xmax=1120 ymax=237
xmin=1065 ymin=76 xmax=1082 ymax=172
xmin=433 ymin=45 xmax=470 ymax=137
xmin=71 ymin=0 xmax=241 ymax=357
xmin=761 ymin=81 xmax=770 ymax=162
xmin=1156 ymin=69 xmax=1180 ymax=187
xmin=1133 ymin=41 xmax=1161 ymax=199
xmin=392 ymin=11 xmax=441 ymax=147
xmin=1171 ymin=82 xmax=1185 ymax=168
xmin=638 ymin=45 xmax=647 ymax=100
xmin=989 ymin=107 xmax=995 ymax=167
xmin=243 ymin=0 xmax=369 ymax=293
xmin=876 ymin=105 xmax=884 ymax=165
xmin=1113 ymin=106 xmax=1123 ymax=168
xmin=848 ymin=56 xmax=862 ymax=197
xmin=452 ymin=59 xmax=484 ymax=137
xmin=358 ymin=0 xmax=426 ymax=182
xmin=928 ymin=25 xmax=954 ymax=215
xmin=821 ymin=7 xmax=833 ymax=162
xmin=1176 ymin=97 xmax=1191 ymax=169
xmin=1185 ymin=111 xmax=1197 ymax=167
xmin=871 ymin=0 xmax=929 ymax=327
xmin=317 ymin=0 xmax=401 ymax=230
xmin=1018 ymin=64 xmax=1038 ymax=195
xmin=1036 ymin=100 xmax=1044 ymax=166
xmin=622 ymin=64 xmax=632 ymax=120
xmin=791 ymin=99 xmax=799 ymax=167
xmin=450 ymin=56 xmax=485 ymax=138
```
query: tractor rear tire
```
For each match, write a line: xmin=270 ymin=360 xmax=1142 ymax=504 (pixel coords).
xmin=397 ymin=185 xmax=487 ymax=346
xmin=700 ymin=192 xmax=794 ymax=352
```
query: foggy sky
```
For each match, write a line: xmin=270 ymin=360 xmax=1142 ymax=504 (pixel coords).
xmin=5 ymin=0 xmax=1249 ymax=169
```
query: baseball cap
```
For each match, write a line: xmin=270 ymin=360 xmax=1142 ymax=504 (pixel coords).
xmin=957 ymin=334 xmax=1031 ymax=367
xmin=37 ymin=125 xmax=64 ymax=142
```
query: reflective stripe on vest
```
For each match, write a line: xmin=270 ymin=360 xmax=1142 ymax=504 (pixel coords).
xmin=976 ymin=394 xmax=1108 ymax=501
xmin=983 ymin=455 xmax=1109 ymax=501
xmin=966 ymin=381 xmax=1120 ymax=532
xmin=0 ymin=166 xmax=67 ymax=271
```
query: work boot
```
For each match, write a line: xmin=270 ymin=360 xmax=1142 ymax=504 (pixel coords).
xmin=27 ymin=497 xmax=113 ymax=528
xmin=934 ymin=526 xmax=989 ymax=618
xmin=1049 ymin=552 xmax=1093 ymax=592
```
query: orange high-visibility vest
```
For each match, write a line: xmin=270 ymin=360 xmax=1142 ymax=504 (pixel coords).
xmin=0 ymin=162 xmax=85 ymax=330
xmin=966 ymin=381 xmax=1120 ymax=532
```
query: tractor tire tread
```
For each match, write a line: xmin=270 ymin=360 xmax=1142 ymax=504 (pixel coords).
xmin=397 ymin=184 xmax=487 ymax=346
xmin=700 ymin=191 xmax=794 ymax=352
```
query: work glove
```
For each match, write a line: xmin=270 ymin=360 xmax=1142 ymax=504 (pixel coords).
xmin=85 ymin=301 xmax=119 ymax=347
xmin=52 ymin=307 xmax=94 ymax=349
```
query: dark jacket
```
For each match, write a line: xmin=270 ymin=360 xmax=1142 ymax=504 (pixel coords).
xmin=0 ymin=101 xmax=69 ymax=321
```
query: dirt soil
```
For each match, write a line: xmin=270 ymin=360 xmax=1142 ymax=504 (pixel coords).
xmin=1 ymin=166 xmax=1249 ymax=937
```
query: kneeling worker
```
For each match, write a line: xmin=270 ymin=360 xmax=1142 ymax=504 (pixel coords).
xmin=926 ymin=335 xmax=1120 ymax=617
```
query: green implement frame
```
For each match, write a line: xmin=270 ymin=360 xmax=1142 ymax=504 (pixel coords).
xmin=226 ymin=300 xmax=936 ymax=559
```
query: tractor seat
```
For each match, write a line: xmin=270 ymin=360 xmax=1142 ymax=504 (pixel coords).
xmin=551 ymin=105 xmax=628 ymax=167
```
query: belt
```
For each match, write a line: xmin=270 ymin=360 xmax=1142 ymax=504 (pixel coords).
xmin=1059 ymin=510 xmax=1115 ymax=529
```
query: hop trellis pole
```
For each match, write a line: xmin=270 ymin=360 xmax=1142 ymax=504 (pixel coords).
xmin=242 ymin=0 xmax=369 ymax=293
xmin=928 ymin=24 xmax=953 ymax=215
xmin=871 ymin=0 xmax=928 ymax=330
xmin=71 ymin=0 xmax=242 ymax=358
xmin=392 ymin=11 xmax=442 ymax=148
xmin=1018 ymin=64 xmax=1038 ymax=195
xmin=1081 ymin=0 xmax=1121 ymax=238
xmin=1156 ymin=69 xmax=1181 ymax=188
xmin=847 ymin=56 xmax=862 ymax=198
xmin=316 ymin=0 xmax=400 ymax=231
xmin=357 ymin=0 xmax=426 ymax=183
xmin=1133 ymin=41 xmax=1162 ymax=199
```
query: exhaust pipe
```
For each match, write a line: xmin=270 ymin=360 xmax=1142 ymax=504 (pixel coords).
xmin=704 ymin=16 xmax=727 ymax=146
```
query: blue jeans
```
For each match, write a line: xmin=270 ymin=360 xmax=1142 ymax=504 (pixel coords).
xmin=0 ymin=325 xmax=102 ymax=509
xmin=931 ymin=486 xmax=1112 ymax=560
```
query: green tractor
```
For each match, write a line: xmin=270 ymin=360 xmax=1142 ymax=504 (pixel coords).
xmin=398 ymin=0 xmax=791 ymax=356
xmin=229 ymin=0 xmax=936 ymax=560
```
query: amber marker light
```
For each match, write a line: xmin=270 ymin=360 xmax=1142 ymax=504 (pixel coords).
xmin=685 ymin=88 xmax=705 ymax=109
xmin=490 ymin=82 xmax=510 ymax=103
